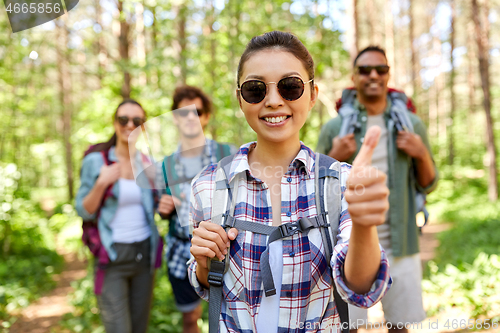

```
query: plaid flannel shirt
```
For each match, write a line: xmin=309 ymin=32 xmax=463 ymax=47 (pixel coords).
xmin=187 ymin=142 xmax=392 ymax=332
xmin=165 ymin=139 xmax=236 ymax=279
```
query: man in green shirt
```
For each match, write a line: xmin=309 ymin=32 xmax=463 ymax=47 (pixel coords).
xmin=317 ymin=46 xmax=438 ymax=333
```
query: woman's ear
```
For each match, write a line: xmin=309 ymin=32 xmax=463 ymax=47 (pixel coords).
xmin=236 ymin=89 xmax=243 ymax=109
xmin=309 ymin=83 xmax=319 ymax=110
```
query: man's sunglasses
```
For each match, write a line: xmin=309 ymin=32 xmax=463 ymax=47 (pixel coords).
xmin=238 ymin=76 xmax=313 ymax=104
xmin=116 ymin=116 xmax=145 ymax=127
xmin=356 ymin=65 xmax=390 ymax=75
xmin=173 ymin=109 xmax=204 ymax=117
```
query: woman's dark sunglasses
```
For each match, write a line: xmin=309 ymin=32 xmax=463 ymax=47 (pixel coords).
xmin=173 ymin=109 xmax=204 ymax=117
xmin=238 ymin=76 xmax=314 ymax=104
xmin=116 ymin=116 xmax=145 ymax=127
xmin=356 ymin=65 xmax=390 ymax=75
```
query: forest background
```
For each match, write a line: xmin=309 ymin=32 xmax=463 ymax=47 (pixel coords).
xmin=1 ymin=0 xmax=500 ymax=331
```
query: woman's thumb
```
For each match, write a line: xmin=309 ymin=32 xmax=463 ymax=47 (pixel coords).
xmin=228 ymin=228 xmax=239 ymax=240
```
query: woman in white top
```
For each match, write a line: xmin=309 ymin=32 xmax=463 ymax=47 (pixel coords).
xmin=76 ymin=99 xmax=161 ymax=333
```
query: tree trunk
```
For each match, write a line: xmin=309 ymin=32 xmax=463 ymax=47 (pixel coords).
xmin=178 ymin=4 xmax=187 ymax=84
xmin=152 ymin=5 xmax=160 ymax=90
xmin=208 ymin=0 xmax=217 ymax=139
xmin=472 ymin=0 xmax=497 ymax=200
xmin=118 ymin=0 xmax=131 ymax=99
xmin=95 ymin=0 xmax=102 ymax=85
xmin=448 ymin=0 xmax=456 ymax=165
xmin=136 ymin=2 xmax=147 ymax=86
xmin=367 ymin=0 xmax=379 ymax=45
xmin=467 ymin=23 xmax=475 ymax=115
xmin=385 ymin=0 xmax=396 ymax=86
xmin=348 ymin=0 xmax=359 ymax=63
xmin=57 ymin=22 xmax=74 ymax=201
xmin=409 ymin=0 xmax=418 ymax=99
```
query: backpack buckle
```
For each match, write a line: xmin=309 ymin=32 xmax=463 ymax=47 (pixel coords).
xmin=207 ymin=258 xmax=227 ymax=287
xmin=278 ymin=222 xmax=301 ymax=238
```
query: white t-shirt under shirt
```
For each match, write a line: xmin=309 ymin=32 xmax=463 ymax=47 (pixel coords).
xmin=367 ymin=114 xmax=391 ymax=251
xmin=256 ymin=240 xmax=283 ymax=332
xmin=109 ymin=178 xmax=151 ymax=243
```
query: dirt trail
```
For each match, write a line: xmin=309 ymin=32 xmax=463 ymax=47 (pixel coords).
xmin=9 ymin=250 xmax=87 ymax=333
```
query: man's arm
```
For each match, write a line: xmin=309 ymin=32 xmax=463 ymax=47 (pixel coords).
xmin=316 ymin=118 xmax=339 ymax=155
xmin=396 ymin=120 xmax=438 ymax=191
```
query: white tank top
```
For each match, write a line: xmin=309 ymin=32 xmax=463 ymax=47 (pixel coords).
xmin=109 ymin=178 xmax=151 ymax=243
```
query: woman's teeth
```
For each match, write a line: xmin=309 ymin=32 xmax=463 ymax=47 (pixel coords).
xmin=264 ymin=116 xmax=287 ymax=123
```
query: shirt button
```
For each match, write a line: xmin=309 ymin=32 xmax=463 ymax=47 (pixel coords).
xmin=287 ymin=177 xmax=292 ymax=183
xmin=360 ymin=137 xmax=364 ymax=143
xmin=289 ymin=252 xmax=295 ymax=257
xmin=286 ymin=211 xmax=292 ymax=217
xmin=361 ymin=116 xmax=367 ymax=122
xmin=136 ymin=253 xmax=143 ymax=262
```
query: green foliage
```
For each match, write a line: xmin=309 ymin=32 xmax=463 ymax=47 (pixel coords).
xmin=0 ymin=163 xmax=63 ymax=320
xmin=423 ymin=174 xmax=500 ymax=319
xmin=426 ymin=167 xmax=500 ymax=269
xmin=423 ymin=253 xmax=500 ymax=319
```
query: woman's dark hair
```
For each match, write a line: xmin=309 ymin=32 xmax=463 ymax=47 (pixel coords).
xmin=86 ymin=99 xmax=145 ymax=154
xmin=171 ymin=85 xmax=213 ymax=114
xmin=237 ymin=31 xmax=315 ymax=88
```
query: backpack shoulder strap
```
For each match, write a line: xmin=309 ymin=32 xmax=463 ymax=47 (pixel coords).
xmin=338 ymin=89 xmax=361 ymax=138
xmin=163 ymin=154 xmax=182 ymax=197
xmin=215 ymin=142 xmax=232 ymax=161
xmin=211 ymin=155 xmax=234 ymax=227
xmin=388 ymin=91 xmax=414 ymax=133
xmin=100 ymin=149 xmax=115 ymax=201
xmin=314 ymin=153 xmax=349 ymax=333
xmin=208 ymin=154 xmax=235 ymax=333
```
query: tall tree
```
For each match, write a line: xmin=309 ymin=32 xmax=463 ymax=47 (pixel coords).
xmin=467 ymin=23 xmax=476 ymax=115
xmin=177 ymin=3 xmax=188 ymax=84
xmin=118 ymin=0 xmax=131 ymax=99
xmin=472 ymin=0 xmax=497 ymax=200
xmin=136 ymin=2 xmax=147 ymax=86
xmin=448 ymin=0 xmax=456 ymax=165
xmin=409 ymin=0 xmax=418 ymax=99
xmin=385 ymin=0 xmax=396 ymax=86
xmin=348 ymin=0 xmax=359 ymax=62
xmin=57 ymin=21 xmax=74 ymax=200
xmin=366 ymin=0 xmax=380 ymax=45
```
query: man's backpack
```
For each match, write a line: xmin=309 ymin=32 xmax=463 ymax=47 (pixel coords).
xmin=336 ymin=88 xmax=429 ymax=227
xmin=161 ymin=143 xmax=233 ymax=239
xmin=205 ymin=153 xmax=349 ymax=333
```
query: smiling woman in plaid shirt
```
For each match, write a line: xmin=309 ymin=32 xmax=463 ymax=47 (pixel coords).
xmin=187 ymin=31 xmax=392 ymax=332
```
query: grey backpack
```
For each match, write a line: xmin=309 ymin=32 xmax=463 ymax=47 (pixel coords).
xmin=205 ymin=153 xmax=349 ymax=333
xmin=338 ymin=88 xmax=429 ymax=226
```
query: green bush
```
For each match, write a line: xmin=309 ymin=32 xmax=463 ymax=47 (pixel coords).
xmin=0 ymin=163 xmax=63 ymax=321
xmin=424 ymin=170 xmax=500 ymax=320
xmin=423 ymin=253 xmax=500 ymax=319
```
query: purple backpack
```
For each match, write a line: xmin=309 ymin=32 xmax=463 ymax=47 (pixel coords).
xmin=81 ymin=147 xmax=114 ymax=294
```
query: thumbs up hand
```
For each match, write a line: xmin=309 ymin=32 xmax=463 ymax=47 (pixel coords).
xmin=345 ymin=126 xmax=389 ymax=227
